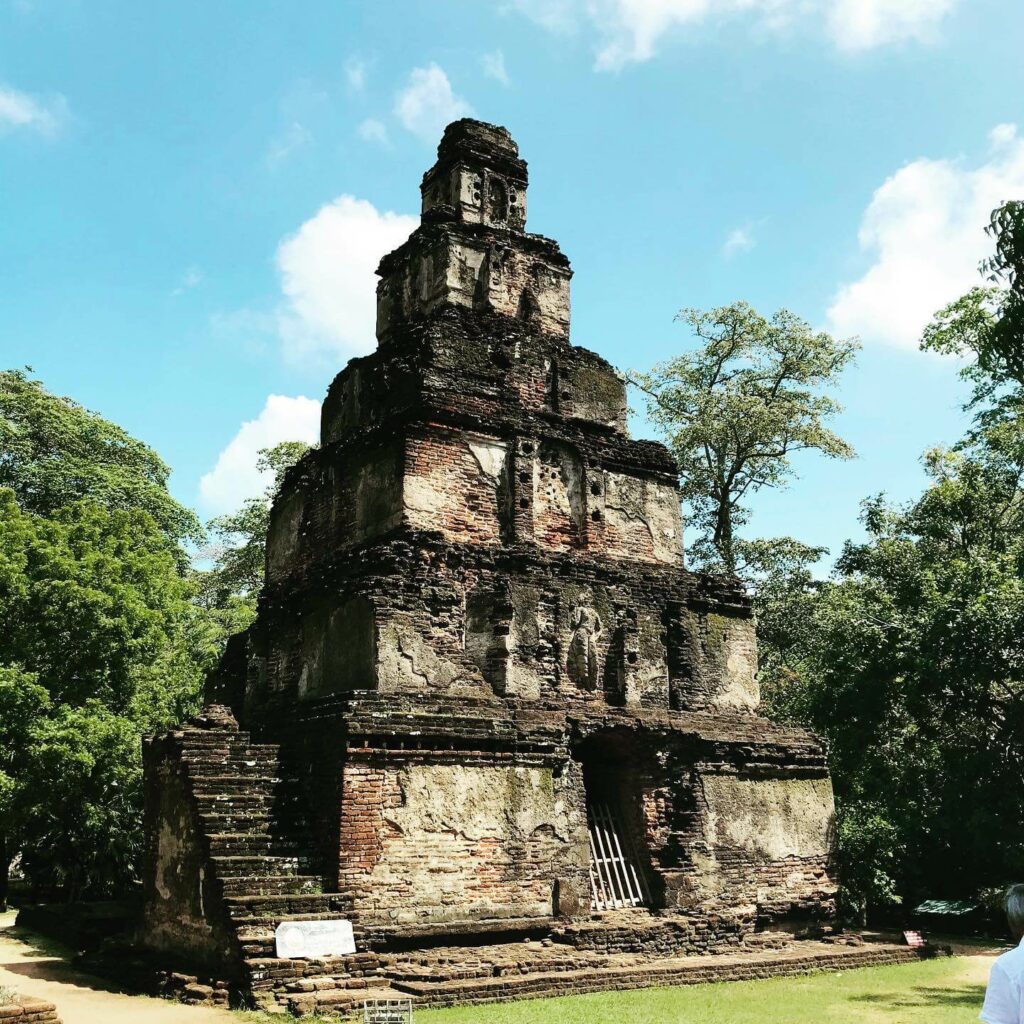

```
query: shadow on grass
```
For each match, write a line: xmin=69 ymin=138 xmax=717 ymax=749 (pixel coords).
xmin=852 ymin=982 xmax=987 ymax=1010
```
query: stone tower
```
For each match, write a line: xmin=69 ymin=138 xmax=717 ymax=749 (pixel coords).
xmin=143 ymin=120 xmax=837 ymax=1013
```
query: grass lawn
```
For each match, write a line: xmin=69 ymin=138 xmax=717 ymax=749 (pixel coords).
xmin=412 ymin=956 xmax=994 ymax=1024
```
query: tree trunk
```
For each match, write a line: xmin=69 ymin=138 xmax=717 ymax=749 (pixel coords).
xmin=0 ymin=831 xmax=9 ymax=913
xmin=714 ymin=500 xmax=735 ymax=572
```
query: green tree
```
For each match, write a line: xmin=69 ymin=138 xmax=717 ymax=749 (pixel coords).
xmin=0 ymin=667 xmax=50 ymax=910
xmin=198 ymin=440 xmax=311 ymax=621
xmin=632 ymin=303 xmax=857 ymax=572
xmin=763 ymin=204 xmax=1024 ymax=918
xmin=764 ymin=435 xmax=1024 ymax=919
xmin=0 ymin=489 xmax=216 ymax=899
xmin=921 ymin=201 xmax=1024 ymax=424
xmin=0 ymin=370 xmax=227 ymax=900
xmin=0 ymin=369 xmax=201 ymax=546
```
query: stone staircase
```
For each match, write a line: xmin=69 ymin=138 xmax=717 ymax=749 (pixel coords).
xmin=168 ymin=713 xmax=384 ymax=1012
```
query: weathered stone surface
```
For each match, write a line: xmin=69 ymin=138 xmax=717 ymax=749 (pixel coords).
xmin=143 ymin=117 xmax=838 ymax=1013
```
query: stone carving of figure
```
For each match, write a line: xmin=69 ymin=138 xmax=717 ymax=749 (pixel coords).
xmin=567 ymin=605 xmax=602 ymax=690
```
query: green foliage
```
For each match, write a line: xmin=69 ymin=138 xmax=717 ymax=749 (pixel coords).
xmin=758 ymin=206 xmax=1024 ymax=919
xmin=0 ymin=489 xmax=215 ymax=898
xmin=0 ymin=369 xmax=202 ymax=545
xmin=763 ymin=415 xmax=1024 ymax=916
xmin=632 ymin=302 xmax=857 ymax=571
xmin=0 ymin=371 xmax=225 ymax=900
xmin=17 ymin=701 xmax=145 ymax=900
xmin=1 ymin=491 xmax=210 ymax=713
xmin=197 ymin=440 xmax=311 ymax=620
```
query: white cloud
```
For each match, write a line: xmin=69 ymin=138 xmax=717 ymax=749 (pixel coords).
xmin=990 ymin=123 xmax=1017 ymax=148
xmin=358 ymin=117 xmax=389 ymax=144
xmin=345 ymin=56 xmax=368 ymax=92
xmin=266 ymin=121 xmax=312 ymax=167
xmin=828 ymin=0 xmax=958 ymax=51
xmin=481 ymin=49 xmax=511 ymax=86
xmin=510 ymin=0 xmax=962 ymax=69
xmin=172 ymin=266 xmax=203 ymax=296
xmin=722 ymin=225 xmax=755 ymax=257
xmin=199 ymin=395 xmax=321 ymax=515
xmin=507 ymin=0 xmax=580 ymax=33
xmin=394 ymin=63 xmax=473 ymax=142
xmin=826 ymin=124 xmax=1024 ymax=349
xmin=275 ymin=195 xmax=418 ymax=364
xmin=0 ymin=83 xmax=67 ymax=137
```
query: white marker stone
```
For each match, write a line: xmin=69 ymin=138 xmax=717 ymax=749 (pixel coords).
xmin=275 ymin=919 xmax=356 ymax=959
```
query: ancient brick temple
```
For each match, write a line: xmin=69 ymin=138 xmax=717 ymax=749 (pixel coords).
xmin=143 ymin=120 xmax=838 ymax=1013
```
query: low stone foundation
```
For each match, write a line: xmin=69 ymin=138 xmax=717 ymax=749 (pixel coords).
xmin=552 ymin=909 xmax=747 ymax=956
xmin=403 ymin=942 xmax=943 ymax=1010
xmin=266 ymin=933 xmax=947 ymax=1016
xmin=0 ymin=995 xmax=61 ymax=1023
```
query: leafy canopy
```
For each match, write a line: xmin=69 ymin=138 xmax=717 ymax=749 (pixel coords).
xmin=0 ymin=488 xmax=218 ymax=899
xmin=196 ymin=441 xmax=312 ymax=633
xmin=632 ymin=302 xmax=857 ymax=572
xmin=0 ymin=371 xmax=222 ymax=902
xmin=762 ymin=203 xmax=1024 ymax=920
xmin=0 ymin=368 xmax=202 ymax=545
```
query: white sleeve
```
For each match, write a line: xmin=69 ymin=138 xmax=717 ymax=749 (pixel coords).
xmin=980 ymin=962 xmax=1021 ymax=1024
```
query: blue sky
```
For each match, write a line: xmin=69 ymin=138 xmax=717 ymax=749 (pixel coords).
xmin=3 ymin=0 xmax=1024 ymax=565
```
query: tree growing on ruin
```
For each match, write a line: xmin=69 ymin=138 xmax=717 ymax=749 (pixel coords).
xmin=632 ymin=302 xmax=858 ymax=573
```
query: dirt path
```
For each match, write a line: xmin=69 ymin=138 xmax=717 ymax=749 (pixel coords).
xmin=0 ymin=911 xmax=247 ymax=1024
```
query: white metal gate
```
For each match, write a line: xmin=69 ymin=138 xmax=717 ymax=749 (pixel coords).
xmin=587 ymin=799 xmax=649 ymax=911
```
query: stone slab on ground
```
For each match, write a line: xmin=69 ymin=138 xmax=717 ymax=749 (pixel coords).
xmin=0 ymin=994 xmax=62 ymax=1023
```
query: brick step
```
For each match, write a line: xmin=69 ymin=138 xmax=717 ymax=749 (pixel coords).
xmin=188 ymin=772 xmax=280 ymax=784
xmin=219 ymin=874 xmax=324 ymax=897
xmin=281 ymin=974 xmax=392 ymax=996
xmin=186 ymin=762 xmax=280 ymax=777
xmin=197 ymin=811 xmax=273 ymax=834
xmin=244 ymin=953 xmax=382 ymax=982
xmin=183 ymin=747 xmax=279 ymax=760
xmin=209 ymin=854 xmax=301 ymax=875
xmin=225 ymin=892 xmax=351 ymax=921
xmin=208 ymin=833 xmax=297 ymax=856
xmin=175 ymin=730 xmax=249 ymax=743
xmin=281 ymin=981 xmax=409 ymax=1016
xmin=192 ymin=792 xmax=280 ymax=807
xmin=389 ymin=946 xmax=925 ymax=1008
xmin=192 ymin=781 xmax=280 ymax=798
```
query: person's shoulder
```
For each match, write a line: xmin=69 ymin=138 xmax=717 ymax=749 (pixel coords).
xmin=992 ymin=943 xmax=1024 ymax=980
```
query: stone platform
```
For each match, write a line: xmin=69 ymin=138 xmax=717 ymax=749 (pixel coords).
xmin=260 ymin=933 xmax=942 ymax=1016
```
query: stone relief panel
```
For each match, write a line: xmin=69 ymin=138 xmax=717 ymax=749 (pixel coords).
xmin=348 ymin=763 xmax=588 ymax=927
xmin=598 ymin=472 xmax=681 ymax=565
xmin=464 ymin=583 xmax=544 ymax=699
xmin=701 ymin=613 xmax=760 ymax=711
xmin=566 ymin=605 xmax=603 ymax=691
